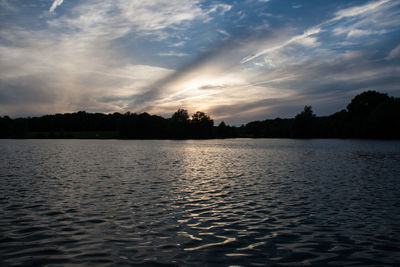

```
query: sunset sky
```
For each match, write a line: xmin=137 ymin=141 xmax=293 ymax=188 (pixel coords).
xmin=1 ymin=0 xmax=400 ymax=124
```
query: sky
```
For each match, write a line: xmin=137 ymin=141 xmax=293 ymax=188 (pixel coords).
xmin=1 ymin=0 xmax=400 ymax=125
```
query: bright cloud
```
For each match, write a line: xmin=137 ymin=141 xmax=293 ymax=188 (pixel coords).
xmin=241 ymin=27 xmax=322 ymax=64
xmin=158 ymin=51 xmax=189 ymax=57
xmin=333 ymin=0 xmax=390 ymax=21
xmin=49 ymin=0 xmax=64 ymax=13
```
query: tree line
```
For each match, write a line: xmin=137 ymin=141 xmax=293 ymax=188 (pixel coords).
xmin=241 ymin=91 xmax=400 ymax=139
xmin=0 ymin=108 xmax=234 ymax=139
xmin=1 ymin=90 xmax=399 ymax=139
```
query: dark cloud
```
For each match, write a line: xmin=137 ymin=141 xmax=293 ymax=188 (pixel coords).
xmin=0 ymin=76 xmax=58 ymax=105
xmin=262 ymin=53 xmax=400 ymax=97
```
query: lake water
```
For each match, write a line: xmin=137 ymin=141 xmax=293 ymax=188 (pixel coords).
xmin=0 ymin=139 xmax=399 ymax=266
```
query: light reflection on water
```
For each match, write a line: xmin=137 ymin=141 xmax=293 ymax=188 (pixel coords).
xmin=0 ymin=139 xmax=399 ymax=266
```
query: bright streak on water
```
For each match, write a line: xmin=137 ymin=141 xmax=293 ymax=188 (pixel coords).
xmin=0 ymin=139 xmax=399 ymax=265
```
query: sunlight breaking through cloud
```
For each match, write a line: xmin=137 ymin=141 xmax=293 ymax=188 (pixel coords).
xmin=0 ymin=0 xmax=399 ymax=124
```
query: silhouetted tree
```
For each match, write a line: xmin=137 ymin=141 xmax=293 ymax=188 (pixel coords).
xmin=172 ymin=108 xmax=189 ymax=123
xmin=373 ymin=97 xmax=400 ymax=138
xmin=191 ymin=111 xmax=213 ymax=126
xmin=190 ymin=111 xmax=214 ymax=138
xmin=0 ymin=116 xmax=12 ymax=138
xmin=325 ymin=110 xmax=349 ymax=138
xmin=12 ymin=118 xmax=28 ymax=138
xmin=346 ymin=90 xmax=394 ymax=137
xmin=347 ymin=91 xmax=390 ymax=117
xmin=217 ymin=121 xmax=227 ymax=138
xmin=171 ymin=108 xmax=190 ymax=138
xmin=293 ymin=106 xmax=317 ymax=138
xmin=216 ymin=121 xmax=238 ymax=138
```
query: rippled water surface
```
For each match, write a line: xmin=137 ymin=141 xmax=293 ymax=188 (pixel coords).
xmin=1 ymin=139 xmax=400 ymax=266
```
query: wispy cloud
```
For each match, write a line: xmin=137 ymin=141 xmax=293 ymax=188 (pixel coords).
xmin=49 ymin=0 xmax=64 ymax=13
xmin=386 ymin=44 xmax=400 ymax=60
xmin=329 ymin=0 xmax=398 ymax=41
xmin=47 ymin=0 xmax=208 ymax=41
xmin=207 ymin=3 xmax=232 ymax=15
xmin=241 ymin=27 xmax=321 ymax=63
xmin=158 ymin=51 xmax=189 ymax=57
xmin=169 ymin=41 xmax=185 ymax=47
xmin=217 ymin=29 xmax=231 ymax=39
xmin=241 ymin=0 xmax=398 ymax=65
xmin=0 ymin=0 xmax=16 ymax=12
xmin=332 ymin=0 xmax=390 ymax=21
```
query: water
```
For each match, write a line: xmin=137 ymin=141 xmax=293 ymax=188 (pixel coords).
xmin=0 ymin=139 xmax=399 ymax=266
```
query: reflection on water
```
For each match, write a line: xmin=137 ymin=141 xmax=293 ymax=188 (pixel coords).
xmin=0 ymin=139 xmax=399 ymax=266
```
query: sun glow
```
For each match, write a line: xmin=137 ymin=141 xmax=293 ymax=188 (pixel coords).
xmin=159 ymin=73 xmax=240 ymax=102
xmin=180 ymin=75 xmax=243 ymax=92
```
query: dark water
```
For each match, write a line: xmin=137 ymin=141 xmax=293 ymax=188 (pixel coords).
xmin=0 ymin=139 xmax=399 ymax=266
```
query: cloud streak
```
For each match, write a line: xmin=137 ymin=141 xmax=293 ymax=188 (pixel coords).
xmin=332 ymin=0 xmax=390 ymax=21
xmin=241 ymin=27 xmax=321 ymax=63
xmin=386 ymin=44 xmax=400 ymax=60
xmin=49 ymin=0 xmax=64 ymax=13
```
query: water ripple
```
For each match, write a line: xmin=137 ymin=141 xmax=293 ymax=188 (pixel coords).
xmin=0 ymin=139 xmax=400 ymax=266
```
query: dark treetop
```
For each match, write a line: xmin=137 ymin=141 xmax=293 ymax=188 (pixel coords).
xmin=1 ymin=91 xmax=399 ymax=139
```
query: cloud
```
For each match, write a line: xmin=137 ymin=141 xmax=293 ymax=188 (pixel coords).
xmin=1 ymin=0 xmax=399 ymax=123
xmin=0 ymin=0 xmax=216 ymax=116
xmin=47 ymin=0 xmax=208 ymax=41
xmin=169 ymin=41 xmax=185 ymax=47
xmin=105 ymin=0 xmax=399 ymax=123
xmin=207 ymin=3 xmax=232 ymax=15
xmin=158 ymin=51 xmax=189 ymax=57
xmin=217 ymin=29 xmax=231 ymax=39
xmin=295 ymin=36 xmax=320 ymax=47
xmin=333 ymin=27 xmax=388 ymax=38
xmin=2 ymin=1 xmax=198 ymax=115
xmin=0 ymin=0 xmax=16 ymax=12
xmin=241 ymin=27 xmax=321 ymax=63
xmin=332 ymin=0 xmax=390 ymax=21
xmin=329 ymin=0 xmax=399 ymax=40
xmin=210 ymin=51 xmax=400 ymax=123
xmin=49 ymin=0 xmax=64 ymax=13
xmin=126 ymin=0 xmax=400 ymax=124
xmin=0 ymin=76 xmax=58 ymax=106
xmin=386 ymin=44 xmax=400 ymax=60
xmin=241 ymin=0 xmax=399 ymax=65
